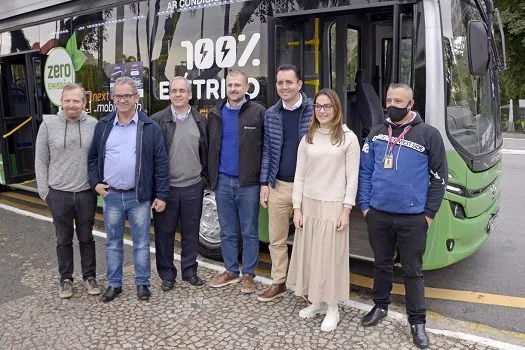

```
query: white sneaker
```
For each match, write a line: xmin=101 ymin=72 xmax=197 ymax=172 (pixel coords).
xmin=85 ymin=277 xmax=102 ymax=295
xmin=320 ymin=305 xmax=340 ymax=332
xmin=299 ymin=302 xmax=328 ymax=319
xmin=58 ymin=279 xmax=73 ymax=299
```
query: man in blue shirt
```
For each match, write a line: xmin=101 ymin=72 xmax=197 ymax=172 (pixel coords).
xmin=88 ymin=77 xmax=169 ymax=302
xmin=207 ymin=70 xmax=266 ymax=294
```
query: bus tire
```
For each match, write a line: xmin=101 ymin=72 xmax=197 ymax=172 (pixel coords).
xmin=198 ymin=190 xmax=223 ymax=261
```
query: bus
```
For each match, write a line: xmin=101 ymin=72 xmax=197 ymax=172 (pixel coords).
xmin=0 ymin=0 xmax=505 ymax=270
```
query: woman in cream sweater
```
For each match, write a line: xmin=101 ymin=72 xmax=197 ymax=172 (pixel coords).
xmin=287 ymin=88 xmax=360 ymax=332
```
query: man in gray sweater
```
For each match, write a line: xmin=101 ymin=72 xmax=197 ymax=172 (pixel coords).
xmin=151 ymin=76 xmax=208 ymax=291
xmin=35 ymin=83 xmax=100 ymax=299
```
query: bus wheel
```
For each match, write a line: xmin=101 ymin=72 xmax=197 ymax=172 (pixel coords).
xmin=198 ymin=190 xmax=223 ymax=261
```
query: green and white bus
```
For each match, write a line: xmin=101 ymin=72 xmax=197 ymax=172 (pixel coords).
xmin=0 ymin=0 xmax=505 ymax=269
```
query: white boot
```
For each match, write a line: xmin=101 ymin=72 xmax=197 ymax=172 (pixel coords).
xmin=298 ymin=302 xmax=328 ymax=319
xmin=320 ymin=305 xmax=340 ymax=332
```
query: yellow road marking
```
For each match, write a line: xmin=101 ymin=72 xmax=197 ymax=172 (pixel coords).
xmin=350 ymin=273 xmax=525 ymax=309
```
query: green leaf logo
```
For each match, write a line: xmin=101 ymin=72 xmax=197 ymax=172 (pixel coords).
xmin=65 ymin=33 xmax=87 ymax=71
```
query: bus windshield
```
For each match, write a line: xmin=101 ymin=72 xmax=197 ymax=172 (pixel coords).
xmin=441 ymin=0 xmax=502 ymax=157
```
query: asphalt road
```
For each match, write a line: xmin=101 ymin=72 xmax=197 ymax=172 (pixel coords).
xmin=426 ymin=150 xmax=525 ymax=332
xmin=2 ymin=210 xmax=513 ymax=350
xmin=352 ymin=136 xmax=525 ymax=334
xmin=0 ymin=209 xmax=134 ymax=305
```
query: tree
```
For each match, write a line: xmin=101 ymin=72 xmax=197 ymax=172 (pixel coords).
xmin=494 ymin=0 xmax=525 ymax=100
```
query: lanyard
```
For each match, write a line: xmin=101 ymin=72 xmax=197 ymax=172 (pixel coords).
xmin=387 ymin=125 xmax=411 ymax=154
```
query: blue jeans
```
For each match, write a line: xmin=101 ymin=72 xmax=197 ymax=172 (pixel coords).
xmin=215 ymin=174 xmax=260 ymax=276
xmin=103 ymin=191 xmax=151 ymax=287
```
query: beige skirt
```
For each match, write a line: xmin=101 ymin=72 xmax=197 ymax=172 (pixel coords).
xmin=287 ymin=196 xmax=350 ymax=305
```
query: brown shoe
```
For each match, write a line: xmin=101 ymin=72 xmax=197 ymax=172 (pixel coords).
xmin=208 ymin=271 xmax=241 ymax=288
xmin=257 ymin=283 xmax=287 ymax=302
xmin=240 ymin=275 xmax=256 ymax=294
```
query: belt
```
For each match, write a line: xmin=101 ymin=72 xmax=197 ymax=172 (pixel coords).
xmin=108 ymin=187 xmax=135 ymax=193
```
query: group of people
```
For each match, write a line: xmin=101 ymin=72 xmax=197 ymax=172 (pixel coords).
xmin=35 ymin=63 xmax=447 ymax=349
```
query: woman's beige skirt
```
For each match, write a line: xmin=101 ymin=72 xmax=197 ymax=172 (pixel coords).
xmin=287 ymin=196 xmax=349 ymax=305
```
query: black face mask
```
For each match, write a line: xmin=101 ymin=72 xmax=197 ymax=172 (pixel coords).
xmin=387 ymin=103 xmax=411 ymax=122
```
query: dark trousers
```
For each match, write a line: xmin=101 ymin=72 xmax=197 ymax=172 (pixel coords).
xmin=46 ymin=188 xmax=97 ymax=282
xmin=366 ymin=207 xmax=428 ymax=325
xmin=153 ymin=180 xmax=204 ymax=281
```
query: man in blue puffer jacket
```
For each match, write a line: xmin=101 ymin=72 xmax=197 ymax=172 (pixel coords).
xmin=257 ymin=64 xmax=313 ymax=302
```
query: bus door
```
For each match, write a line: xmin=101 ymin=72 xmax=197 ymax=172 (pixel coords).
xmin=0 ymin=51 xmax=43 ymax=184
xmin=269 ymin=14 xmax=372 ymax=140
xmin=269 ymin=14 xmax=375 ymax=261
xmin=270 ymin=16 xmax=349 ymax=104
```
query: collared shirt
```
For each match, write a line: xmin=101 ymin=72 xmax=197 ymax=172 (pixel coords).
xmin=225 ymin=97 xmax=247 ymax=110
xmin=282 ymin=94 xmax=303 ymax=111
xmin=171 ymin=105 xmax=192 ymax=122
xmin=103 ymin=112 xmax=138 ymax=190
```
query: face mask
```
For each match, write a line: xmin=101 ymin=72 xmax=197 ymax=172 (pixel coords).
xmin=387 ymin=103 xmax=411 ymax=122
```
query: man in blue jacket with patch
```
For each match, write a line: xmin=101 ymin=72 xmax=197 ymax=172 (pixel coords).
xmin=258 ymin=64 xmax=313 ymax=302
xmin=88 ymin=77 xmax=169 ymax=303
xmin=358 ymin=83 xmax=447 ymax=349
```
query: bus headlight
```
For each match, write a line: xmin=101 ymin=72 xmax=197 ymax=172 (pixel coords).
xmin=446 ymin=239 xmax=455 ymax=252
xmin=449 ymin=201 xmax=466 ymax=219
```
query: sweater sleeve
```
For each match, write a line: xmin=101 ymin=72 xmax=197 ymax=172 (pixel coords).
xmin=425 ymin=128 xmax=448 ymax=218
xmin=343 ymin=132 xmax=361 ymax=207
xmin=34 ymin=122 xmax=50 ymax=200
xmin=292 ymin=136 xmax=307 ymax=209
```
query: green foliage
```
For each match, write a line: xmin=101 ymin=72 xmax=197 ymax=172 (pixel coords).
xmin=494 ymin=0 xmax=525 ymax=99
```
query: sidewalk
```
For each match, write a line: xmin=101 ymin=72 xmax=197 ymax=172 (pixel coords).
xmin=0 ymin=260 xmax=506 ymax=350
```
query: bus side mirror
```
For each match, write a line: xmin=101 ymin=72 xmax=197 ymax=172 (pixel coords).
xmin=467 ymin=20 xmax=489 ymax=76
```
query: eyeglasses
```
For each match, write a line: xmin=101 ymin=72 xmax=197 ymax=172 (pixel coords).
xmin=314 ymin=103 xmax=334 ymax=112
xmin=170 ymin=89 xmax=189 ymax=94
xmin=113 ymin=94 xmax=136 ymax=101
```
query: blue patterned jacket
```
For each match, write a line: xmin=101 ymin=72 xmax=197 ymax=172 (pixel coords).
xmin=260 ymin=91 xmax=313 ymax=187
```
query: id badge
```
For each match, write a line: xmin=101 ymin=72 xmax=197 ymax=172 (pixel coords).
xmin=384 ymin=154 xmax=393 ymax=169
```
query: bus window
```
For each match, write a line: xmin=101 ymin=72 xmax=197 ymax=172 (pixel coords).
xmin=442 ymin=0 xmax=499 ymax=156
xmin=381 ymin=14 xmax=414 ymax=99
xmin=329 ymin=25 xmax=359 ymax=92
xmin=71 ymin=3 xmax=149 ymax=119
xmin=1 ymin=26 xmax=40 ymax=54
xmin=275 ymin=27 xmax=302 ymax=78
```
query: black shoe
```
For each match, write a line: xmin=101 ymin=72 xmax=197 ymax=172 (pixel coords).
xmin=137 ymin=285 xmax=151 ymax=301
xmin=361 ymin=305 xmax=388 ymax=327
xmin=182 ymin=274 xmax=205 ymax=286
xmin=161 ymin=280 xmax=175 ymax=292
xmin=100 ymin=286 xmax=122 ymax=303
xmin=411 ymin=324 xmax=430 ymax=349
